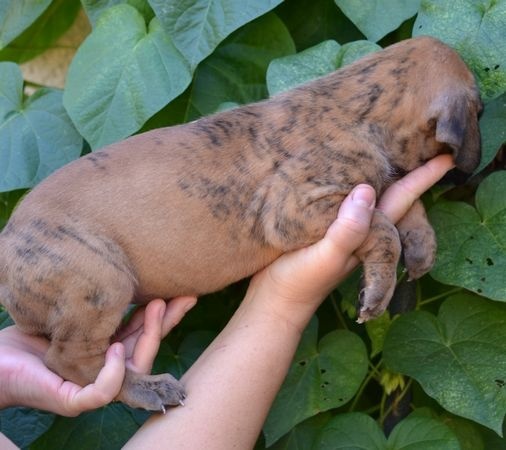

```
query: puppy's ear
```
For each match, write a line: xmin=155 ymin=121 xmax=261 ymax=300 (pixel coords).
xmin=434 ymin=95 xmax=481 ymax=173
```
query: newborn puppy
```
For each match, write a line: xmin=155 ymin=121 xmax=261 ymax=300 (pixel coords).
xmin=0 ymin=36 xmax=482 ymax=411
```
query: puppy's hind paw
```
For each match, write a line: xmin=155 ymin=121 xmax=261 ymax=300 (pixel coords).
xmin=117 ymin=370 xmax=187 ymax=412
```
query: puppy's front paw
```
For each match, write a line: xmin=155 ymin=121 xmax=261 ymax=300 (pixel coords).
xmin=117 ymin=370 xmax=186 ymax=412
xmin=401 ymin=227 xmax=436 ymax=281
xmin=357 ymin=275 xmax=396 ymax=323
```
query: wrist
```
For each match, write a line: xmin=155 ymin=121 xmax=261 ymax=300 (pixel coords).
xmin=242 ymin=273 xmax=322 ymax=335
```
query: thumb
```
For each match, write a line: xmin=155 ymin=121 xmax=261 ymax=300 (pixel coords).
xmin=314 ymin=184 xmax=376 ymax=268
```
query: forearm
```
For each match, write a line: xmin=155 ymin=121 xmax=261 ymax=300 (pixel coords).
xmin=124 ymin=279 xmax=318 ymax=450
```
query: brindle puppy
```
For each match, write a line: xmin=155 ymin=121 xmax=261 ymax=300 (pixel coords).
xmin=0 ymin=36 xmax=482 ymax=411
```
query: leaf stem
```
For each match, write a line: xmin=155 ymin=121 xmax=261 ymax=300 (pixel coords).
xmin=348 ymin=360 xmax=382 ymax=412
xmin=330 ymin=292 xmax=349 ymax=330
xmin=418 ymin=287 xmax=462 ymax=307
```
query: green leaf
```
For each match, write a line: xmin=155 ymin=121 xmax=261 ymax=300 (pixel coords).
xmin=315 ymin=413 xmax=386 ymax=449
xmin=334 ymin=0 xmax=421 ymax=42
xmin=476 ymin=93 xmax=506 ymax=173
xmin=148 ymin=0 xmax=282 ymax=69
xmin=31 ymin=404 xmax=140 ymax=449
xmin=413 ymin=0 xmax=506 ymax=100
xmin=184 ymin=12 xmax=295 ymax=120
xmin=429 ymin=171 xmax=506 ymax=300
xmin=267 ymin=40 xmax=341 ymax=96
xmin=263 ymin=318 xmax=368 ymax=446
xmin=269 ymin=413 xmax=331 ymax=450
xmin=266 ymin=39 xmax=380 ymax=96
xmin=384 ymin=293 xmax=506 ymax=434
xmin=315 ymin=412 xmax=460 ymax=449
xmin=63 ymin=4 xmax=192 ymax=149
xmin=0 ymin=0 xmax=80 ymax=64
xmin=276 ymin=0 xmax=364 ymax=51
xmin=365 ymin=311 xmax=392 ymax=357
xmin=337 ymin=40 xmax=382 ymax=66
xmin=0 ymin=407 xmax=55 ymax=449
xmin=0 ymin=63 xmax=82 ymax=192
xmin=0 ymin=309 xmax=14 ymax=329
xmin=81 ymin=0 xmax=154 ymax=26
xmin=153 ymin=330 xmax=215 ymax=378
xmin=0 ymin=0 xmax=52 ymax=49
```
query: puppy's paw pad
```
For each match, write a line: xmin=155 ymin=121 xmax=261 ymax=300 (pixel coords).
xmin=357 ymin=287 xmax=389 ymax=323
xmin=118 ymin=372 xmax=186 ymax=412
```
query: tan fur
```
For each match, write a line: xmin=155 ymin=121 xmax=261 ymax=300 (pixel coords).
xmin=0 ymin=36 xmax=482 ymax=410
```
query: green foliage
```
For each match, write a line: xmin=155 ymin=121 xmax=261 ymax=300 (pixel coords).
xmin=384 ymin=293 xmax=506 ymax=434
xmin=0 ymin=0 xmax=506 ymax=448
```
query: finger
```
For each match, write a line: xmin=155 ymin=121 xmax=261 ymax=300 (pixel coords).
xmin=161 ymin=296 xmax=197 ymax=337
xmin=378 ymin=154 xmax=454 ymax=223
xmin=114 ymin=308 xmax=145 ymax=342
xmin=60 ymin=343 xmax=126 ymax=415
xmin=128 ymin=300 xmax=166 ymax=373
xmin=306 ymin=184 xmax=375 ymax=276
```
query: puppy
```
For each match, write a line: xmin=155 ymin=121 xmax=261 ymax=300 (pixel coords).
xmin=0 ymin=36 xmax=482 ymax=411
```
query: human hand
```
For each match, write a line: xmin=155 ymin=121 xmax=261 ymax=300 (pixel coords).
xmin=247 ymin=154 xmax=454 ymax=326
xmin=0 ymin=296 xmax=196 ymax=416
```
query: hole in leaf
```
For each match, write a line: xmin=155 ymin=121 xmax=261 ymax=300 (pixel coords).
xmin=495 ymin=379 xmax=505 ymax=388
xmin=481 ymin=277 xmax=486 ymax=282
xmin=486 ymin=257 xmax=494 ymax=266
xmin=338 ymin=398 xmax=343 ymax=402
xmin=494 ymin=64 xmax=500 ymax=70
xmin=477 ymin=288 xmax=483 ymax=293
xmin=298 ymin=361 xmax=306 ymax=367
xmin=321 ymin=369 xmax=327 ymax=374
xmin=484 ymin=67 xmax=490 ymax=72
xmin=465 ymin=257 xmax=473 ymax=264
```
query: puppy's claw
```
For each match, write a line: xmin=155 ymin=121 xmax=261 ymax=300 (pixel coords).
xmin=161 ymin=404 xmax=166 ymax=414
xmin=179 ymin=399 xmax=185 ymax=407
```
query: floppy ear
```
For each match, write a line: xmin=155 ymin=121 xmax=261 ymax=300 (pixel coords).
xmin=434 ymin=95 xmax=481 ymax=173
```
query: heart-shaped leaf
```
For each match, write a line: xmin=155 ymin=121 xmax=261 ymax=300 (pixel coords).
xmin=0 ymin=0 xmax=52 ymax=49
xmin=0 ymin=62 xmax=82 ymax=192
xmin=384 ymin=293 xmax=506 ymax=434
xmin=263 ymin=318 xmax=368 ymax=446
xmin=63 ymin=4 xmax=192 ymax=149
xmin=148 ymin=0 xmax=282 ymax=69
xmin=315 ymin=412 xmax=459 ymax=449
xmin=429 ymin=171 xmax=506 ymax=300
xmin=334 ymin=0 xmax=421 ymax=42
xmin=414 ymin=0 xmax=506 ymax=100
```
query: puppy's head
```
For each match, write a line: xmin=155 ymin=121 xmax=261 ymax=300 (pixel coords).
xmin=421 ymin=37 xmax=483 ymax=174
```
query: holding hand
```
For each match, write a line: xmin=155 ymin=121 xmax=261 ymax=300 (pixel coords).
xmin=0 ymin=296 xmax=196 ymax=416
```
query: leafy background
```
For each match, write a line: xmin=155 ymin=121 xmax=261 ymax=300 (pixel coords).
xmin=0 ymin=0 xmax=506 ymax=448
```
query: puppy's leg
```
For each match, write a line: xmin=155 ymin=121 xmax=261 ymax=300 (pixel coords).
xmin=44 ymin=276 xmax=186 ymax=411
xmin=355 ymin=210 xmax=401 ymax=322
xmin=396 ymin=199 xmax=437 ymax=280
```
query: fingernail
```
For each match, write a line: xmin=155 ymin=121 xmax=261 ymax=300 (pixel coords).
xmin=352 ymin=185 xmax=375 ymax=209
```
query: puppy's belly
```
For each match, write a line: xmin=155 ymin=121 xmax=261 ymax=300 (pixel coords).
xmin=129 ymin=234 xmax=282 ymax=300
